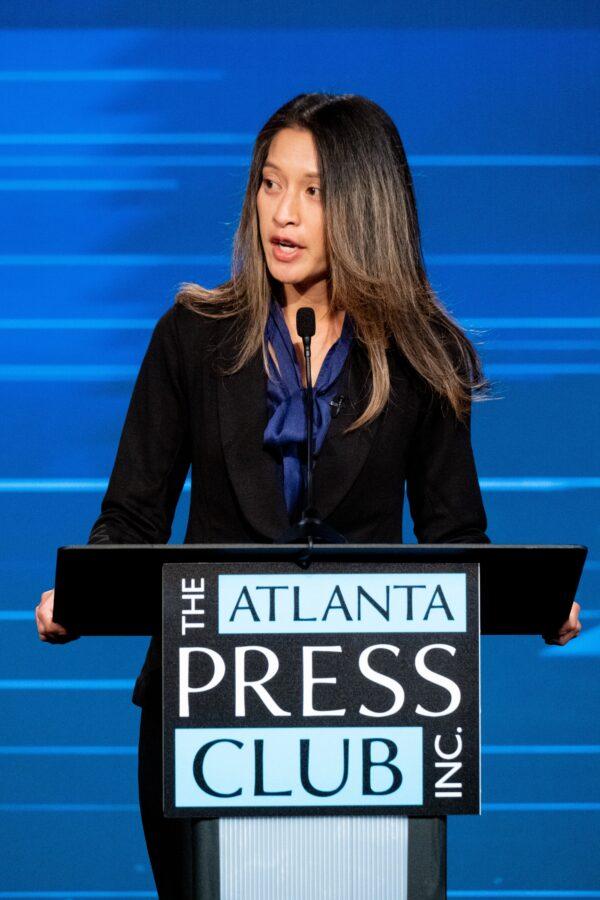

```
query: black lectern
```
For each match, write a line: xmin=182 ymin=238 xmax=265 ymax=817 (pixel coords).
xmin=54 ymin=543 xmax=586 ymax=900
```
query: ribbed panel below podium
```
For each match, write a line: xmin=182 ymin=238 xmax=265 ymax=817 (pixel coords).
xmin=218 ymin=815 xmax=408 ymax=899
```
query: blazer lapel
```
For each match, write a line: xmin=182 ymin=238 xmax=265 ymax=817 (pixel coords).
xmin=217 ymin=349 xmax=291 ymax=540
xmin=216 ymin=340 xmax=382 ymax=541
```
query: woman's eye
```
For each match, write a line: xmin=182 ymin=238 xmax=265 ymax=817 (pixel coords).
xmin=261 ymin=177 xmax=319 ymax=196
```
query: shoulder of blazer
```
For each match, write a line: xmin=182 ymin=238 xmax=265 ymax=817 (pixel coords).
xmin=165 ymin=300 xmax=243 ymax=370
xmin=385 ymin=340 xmax=430 ymax=408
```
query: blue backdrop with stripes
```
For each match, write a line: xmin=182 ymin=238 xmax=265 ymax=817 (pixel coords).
xmin=0 ymin=2 xmax=598 ymax=897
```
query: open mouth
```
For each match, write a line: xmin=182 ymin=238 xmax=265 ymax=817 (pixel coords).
xmin=270 ymin=238 xmax=304 ymax=260
xmin=271 ymin=236 xmax=303 ymax=248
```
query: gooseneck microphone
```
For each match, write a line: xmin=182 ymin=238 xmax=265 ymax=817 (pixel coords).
xmin=276 ymin=306 xmax=347 ymax=548
xmin=296 ymin=307 xmax=316 ymax=512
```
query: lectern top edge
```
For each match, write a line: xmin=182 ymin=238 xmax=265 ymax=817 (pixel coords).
xmin=54 ymin=542 xmax=587 ymax=636
xmin=60 ymin=542 xmax=588 ymax=549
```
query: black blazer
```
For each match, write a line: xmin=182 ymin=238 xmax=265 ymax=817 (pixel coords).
xmin=87 ymin=302 xmax=490 ymax=707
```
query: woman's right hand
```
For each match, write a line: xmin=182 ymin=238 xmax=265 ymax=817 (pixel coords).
xmin=36 ymin=589 xmax=80 ymax=643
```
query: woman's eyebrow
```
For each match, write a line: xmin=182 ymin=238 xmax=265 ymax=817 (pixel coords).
xmin=262 ymin=161 xmax=321 ymax=179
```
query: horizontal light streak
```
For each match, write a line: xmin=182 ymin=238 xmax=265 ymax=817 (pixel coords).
xmin=483 ymin=803 xmax=600 ymax=811
xmin=0 ymin=612 xmax=34 ymax=620
xmin=0 ymin=179 xmax=177 ymax=191
xmin=0 ymin=133 xmax=255 ymax=146
xmin=0 ymin=680 xmax=134 ymax=690
xmin=0 ymin=746 xmax=136 ymax=755
xmin=4 ymin=609 xmax=594 ymax=622
xmin=0 ymin=154 xmax=251 ymax=167
xmin=462 ymin=318 xmax=600 ymax=329
xmin=0 ymin=68 xmax=223 ymax=82
xmin=0 ymin=477 xmax=597 ymax=492
xmin=0 ymin=891 xmax=597 ymax=898
xmin=0 ymin=365 xmax=138 ymax=380
xmin=1 ymin=317 xmax=599 ymax=331
xmin=0 ymin=479 xmax=114 ymax=491
xmin=482 ymin=340 xmax=600 ymax=350
xmin=412 ymin=155 xmax=600 ymax=167
xmin=0 ymin=136 xmax=596 ymax=166
xmin=0 ymin=744 xmax=597 ymax=755
xmin=3 ymin=608 xmax=599 ymax=627
xmin=448 ymin=892 xmax=600 ymax=898
xmin=0 ymin=801 xmax=595 ymax=812
xmin=429 ymin=255 xmax=600 ymax=266
xmin=1 ymin=363 xmax=598 ymax=380
xmin=481 ymin=745 xmax=600 ymax=754
xmin=0 ymin=254 xmax=229 ymax=266
xmin=0 ymin=893 xmax=156 ymax=899
xmin=485 ymin=363 xmax=600 ymax=375
xmin=0 ymin=319 xmax=157 ymax=329
xmin=0 ymin=803 xmax=138 ymax=811
xmin=0 ymin=254 xmax=597 ymax=267
xmin=478 ymin=477 xmax=600 ymax=490
xmin=0 ymin=153 xmax=598 ymax=170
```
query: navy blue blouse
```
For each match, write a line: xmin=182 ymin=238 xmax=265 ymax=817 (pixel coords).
xmin=263 ymin=296 xmax=355 ymax=521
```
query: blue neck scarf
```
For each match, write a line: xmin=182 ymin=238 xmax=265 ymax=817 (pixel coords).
xmin=263 ymin=296 xmax=354 ymax=521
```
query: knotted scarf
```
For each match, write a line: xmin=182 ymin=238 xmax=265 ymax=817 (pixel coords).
xmin=263 ymin=296 xmax=354 ymax=520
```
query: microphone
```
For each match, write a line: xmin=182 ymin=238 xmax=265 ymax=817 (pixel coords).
xmin=296 ymin=306 xmax=316 ymax=341
xmin=275 ymin=305 xmax=347 ymax=550
xmin=329 ymin=395 xmax=345 ymax=418
xmin=296 ymin=307 xmax=316 ymax=512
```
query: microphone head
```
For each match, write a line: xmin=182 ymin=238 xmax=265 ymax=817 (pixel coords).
xmin=296 ymin=306 xmax=316 ymax=339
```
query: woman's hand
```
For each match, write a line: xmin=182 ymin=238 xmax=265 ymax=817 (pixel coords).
xmin=35 ymin=589 xmax=80 ymax=644
xmin=543 ymin=600 xmax=582 ymax=646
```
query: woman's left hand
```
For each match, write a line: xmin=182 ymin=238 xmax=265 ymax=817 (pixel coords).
xmin=543 ymin=600 xmax=582 ymax=646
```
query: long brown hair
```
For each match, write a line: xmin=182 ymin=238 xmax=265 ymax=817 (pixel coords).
xmin=175 ymin=92 xmax=492 ymax=428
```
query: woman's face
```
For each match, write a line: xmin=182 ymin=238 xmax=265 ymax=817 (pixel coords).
xmin=257 ymin=127 xmax=328 ymax=297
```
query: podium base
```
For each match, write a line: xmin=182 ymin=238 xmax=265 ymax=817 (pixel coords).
xmin=191 ymin=815 xmax=446 ymax=900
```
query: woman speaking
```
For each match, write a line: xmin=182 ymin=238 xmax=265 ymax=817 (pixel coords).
xmin=35 ymin=92 xmax=582 ymax=897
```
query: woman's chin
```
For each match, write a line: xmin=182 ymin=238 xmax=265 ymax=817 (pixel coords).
xmin=269 ymin=265 xmax=308 ymax=283
xmin=268 ymin=264 xmax=326 ymax=289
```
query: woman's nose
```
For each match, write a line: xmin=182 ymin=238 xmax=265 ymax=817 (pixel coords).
xmin=274 ymin=190 xmax=300 ymax=224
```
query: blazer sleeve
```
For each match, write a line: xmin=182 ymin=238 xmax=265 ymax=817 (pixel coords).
xmin=87 ymin=304 xmax=191 ymax=545
xmin=405 ymin=383 xmax=491 ymax=545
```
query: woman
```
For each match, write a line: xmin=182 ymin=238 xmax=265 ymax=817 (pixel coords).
xmin=36 ymin=93 xmax=582 ymax=897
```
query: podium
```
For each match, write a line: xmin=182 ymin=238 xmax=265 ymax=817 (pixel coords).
xmin=54 ymin=542 xmax=586 ymax=900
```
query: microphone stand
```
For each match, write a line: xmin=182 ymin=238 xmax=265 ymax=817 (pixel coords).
xmin=276 ymin=319 xmax=347 ymax=550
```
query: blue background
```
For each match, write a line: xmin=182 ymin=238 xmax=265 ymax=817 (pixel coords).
xmin=0 ymin=2 xmax=598 ymax=897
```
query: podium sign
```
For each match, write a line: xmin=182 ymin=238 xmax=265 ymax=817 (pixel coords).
xmin=162 ymin=561 xmax=480 ymax=818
